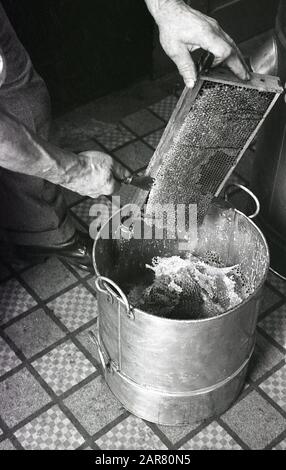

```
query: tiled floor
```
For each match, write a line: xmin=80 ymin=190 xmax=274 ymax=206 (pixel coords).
xmin=0 ymin=72 xmax=285 ymax=451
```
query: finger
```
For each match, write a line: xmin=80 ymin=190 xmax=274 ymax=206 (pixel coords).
xmin=222 ymin=32 xmax=251 ymax=80
xmin=168 ymin=44 xmax=197 ymax=88
xmin=101 ymin=169 xmax=122 ymax=195
xmin=112 ymin=161 xmax=131 ymax=180
xmin=224 ymin=51 xmax=250 ymax=81
xmin=205 ymin=33 xmax=250 ymax=81
xmin=203 ymin=36 xmax=232 ymax=67
xmin=103 ymin=178 xmax=121 ymax=195
xmin=223 ymin=31 xmax=247 ymax=64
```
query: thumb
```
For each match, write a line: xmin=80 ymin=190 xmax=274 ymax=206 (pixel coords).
xmin=170 ymin=44 xmax=197 ymax=88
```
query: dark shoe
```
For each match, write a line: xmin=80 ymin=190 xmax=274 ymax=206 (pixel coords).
xmin=15 ymin=231 xmax=94 ymax=272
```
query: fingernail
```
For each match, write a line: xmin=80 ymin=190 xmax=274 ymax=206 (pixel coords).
xmin=186 ymin=79 xmax=195 ymax=89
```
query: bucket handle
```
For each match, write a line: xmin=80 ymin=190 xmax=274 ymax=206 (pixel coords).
xmin=88 ymin=330 xmax=109 ymax=372
xmin=94 ymin=275 xmax=134 ymax=320
xmin=224 ymin=183 xmax=260 ymax=219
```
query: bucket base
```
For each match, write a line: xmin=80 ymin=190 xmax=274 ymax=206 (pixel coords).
xmin=104 ymin=363 xmax=249 ymax=426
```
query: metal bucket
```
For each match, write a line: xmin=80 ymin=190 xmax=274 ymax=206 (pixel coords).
xmin=92 ymin=197 xmax=269 ymax=425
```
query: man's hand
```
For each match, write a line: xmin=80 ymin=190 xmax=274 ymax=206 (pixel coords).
xmin=64 ymin=150 xmax=131 ymax=198
xmin=145 ymin=0 xmax=250 ymax=88
xmin=0 ymin=110 xmax=130 ymax=197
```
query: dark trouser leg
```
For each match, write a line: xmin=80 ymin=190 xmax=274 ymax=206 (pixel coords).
xmin=0 ymin=170 xmax=75 ymax=247
xmin=0 ymin=73 xmax=76 ymax=247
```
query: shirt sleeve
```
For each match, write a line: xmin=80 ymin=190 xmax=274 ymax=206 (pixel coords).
xmin=0 ymin=105 xmax=83 ymax=186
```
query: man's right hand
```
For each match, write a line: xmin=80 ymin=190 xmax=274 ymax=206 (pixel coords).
xmin=64 ymin=150 xmax=131 ymax=198
xmin=0 ymin=108 xmax=131 ymax=198
xmin=145 ymin=0 xmax=250 ymax=88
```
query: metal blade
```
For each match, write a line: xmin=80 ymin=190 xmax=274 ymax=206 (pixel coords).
xmin=126 ymin=175 xmax=155 ymax=191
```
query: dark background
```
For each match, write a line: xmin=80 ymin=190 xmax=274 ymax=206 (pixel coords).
xmin=1 ymin=0 xmax=280 ymax=114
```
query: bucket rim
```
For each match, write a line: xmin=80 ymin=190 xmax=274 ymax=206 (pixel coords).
xmin=92 ymin=204 xmax=270 ymax=324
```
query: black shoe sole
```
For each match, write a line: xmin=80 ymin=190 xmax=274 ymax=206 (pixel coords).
xmin=60 ymin=257 xmax=94 ymax=273
xmin=17 ymin=252 xmax=94 ymax=273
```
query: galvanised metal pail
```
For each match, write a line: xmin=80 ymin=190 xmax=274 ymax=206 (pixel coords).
xmin=92 ymin=198 xmax=269 ymax=425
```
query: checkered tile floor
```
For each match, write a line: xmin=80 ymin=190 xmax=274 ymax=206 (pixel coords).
xmin=180 ymin=423 xmax=242 ymax=450
xmin=15 ymin=406 xmax=84 ymax=450
xmin=32 ymin=341 xmax=96 ymax=395
xmin=95 ymin=415 xmax=168 ymax=450
xmin=0 ymin=86 xmax=285 ymax=451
